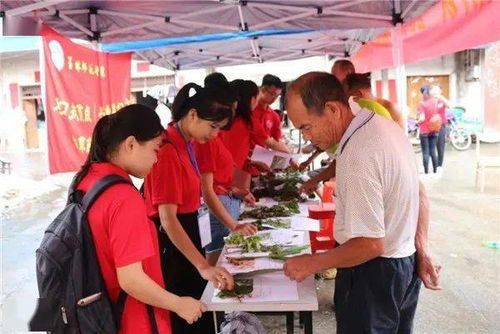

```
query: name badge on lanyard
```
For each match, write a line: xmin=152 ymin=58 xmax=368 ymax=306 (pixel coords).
xmin=175 ymin=123 xmax=210 ymax=246
xmin=198 ymin=204 xmax=211 ymax=248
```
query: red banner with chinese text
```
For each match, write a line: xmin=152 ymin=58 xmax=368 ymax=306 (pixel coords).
xmin=351 ymin=0 xmax=500 ymax=73
xmin=42 ymin=25 xmax=132 ymax=173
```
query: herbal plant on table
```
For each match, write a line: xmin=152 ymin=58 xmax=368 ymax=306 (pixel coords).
xmin=239 ymin=201 xmax=300 ymax=220
xmin=252 ymin=218 xmax=291 ymax=230
xmin=216 ymin=278 xmax=253 ymax=301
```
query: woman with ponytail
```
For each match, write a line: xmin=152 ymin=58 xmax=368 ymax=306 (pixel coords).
xmin=193 ymin=76 xmax=257 ymax=266
xmin=143 ymin=83 xmax=235 ymax=334
xmin=220 ymin=80 xmax=291 ymax=174
xmin=72 ymin=104 xmax=204 ymax=333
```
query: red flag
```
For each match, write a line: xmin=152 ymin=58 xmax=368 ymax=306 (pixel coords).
xmin=42 ymin=25 xmax=132 ymax=173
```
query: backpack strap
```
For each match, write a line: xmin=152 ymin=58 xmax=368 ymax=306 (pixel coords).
xmin=82 ymin=175 xmax=160 ymax=333
xmin=147 ymin=305 xmax=160 ymax=334
xmin=81 ymin=175 xmax=131 ymax=213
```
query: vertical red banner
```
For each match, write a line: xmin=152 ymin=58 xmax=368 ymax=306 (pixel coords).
xmin=42 ymin=25 xmax=132 ymax=173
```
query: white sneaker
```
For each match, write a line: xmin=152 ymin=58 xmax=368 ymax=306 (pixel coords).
xmin=419 ymin=173 xmax=431 ymax=181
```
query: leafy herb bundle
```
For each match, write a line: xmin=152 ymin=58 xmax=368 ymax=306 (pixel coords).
xmin=216 ymin=278 xmax=253 ymax=301
xmin=268 ymin=245 xmax=310 ymax=261
xmin=239 ymin=201 xmax=300 ymax=220
xmin=252 ymin=218 xmax=291 ymax=230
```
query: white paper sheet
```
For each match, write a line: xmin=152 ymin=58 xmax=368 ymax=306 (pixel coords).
xmin=212 ymin=271 xmax=299 ymax=303
xmin=290 ymin=215 xmax=321 ymax=232
xmin=261 ymin=230 xmax=306 ymax=246
xmin=198 ymin=213 xmax=211 ymax=248
xmin=250 ymin=145 xmax=291 ymax=170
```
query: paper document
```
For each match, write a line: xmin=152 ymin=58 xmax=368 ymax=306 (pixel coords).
xmin=198 ymin=213 xmax=211 ymax=248
xmin=261 ymin=230 xmax=306 ymax=246
xmin=251 ymin=145 xmax=291 ymax=170
xmin=290 ymin=215 xmax=321 ymax=231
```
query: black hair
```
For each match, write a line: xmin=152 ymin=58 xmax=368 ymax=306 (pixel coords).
xmin=172 ymin=82 xmax=236 ymax=128
xmin=70 ymin=104 xmax=164 ymax=190
xmin=204 ymin=72 xmax=228 ymax=88
xmin=287 ymin=71 xmax=348 ymax=115
xmin=344 ymin=73 xmax=371 ymax=93
xmin=262 ymin=74 xmax=282 ymax=88
xmin=231 ymin=79 xmax=259 ymax=125
xmin=420 ymin=85 xmax=431 ymax=95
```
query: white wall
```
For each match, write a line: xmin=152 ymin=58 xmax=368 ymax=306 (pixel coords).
xmin=0 ymin=52 xmax=41 ymax=151
xmin=216 ymin=56 xmax=330 ymax=85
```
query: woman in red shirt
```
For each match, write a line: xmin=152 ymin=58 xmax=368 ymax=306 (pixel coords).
xmin=418 ymin=85 xmax=444 ymax=174
xmin=220 ymin=80 xmax=290 ymax=174
xmin=144 ymin=83 xmax=235 ymax=334
xmin=194 ymin=77 xmax=257 ymax=266
xmin=71 ymin=105 xmax=204 ymax=333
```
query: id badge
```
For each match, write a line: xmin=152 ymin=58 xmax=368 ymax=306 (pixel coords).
xmin=198 ymin=205 xmax=211 ymax=248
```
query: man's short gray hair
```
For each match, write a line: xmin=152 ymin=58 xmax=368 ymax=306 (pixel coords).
xmin=287 ymin=71 xmax=349 ymax=115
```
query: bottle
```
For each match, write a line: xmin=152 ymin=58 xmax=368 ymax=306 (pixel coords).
xmin=482 ymin=241 xmax=500 ymax=249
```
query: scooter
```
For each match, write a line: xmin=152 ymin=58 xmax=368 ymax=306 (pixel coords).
xmin=447 ymin=107 xmax=473 ymax=151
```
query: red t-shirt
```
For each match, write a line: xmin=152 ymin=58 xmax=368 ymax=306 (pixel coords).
xmin=144 ymin=124 xmax=201 ymax=216
xmin=418 ymin=97 xmax=446 ymax=135
xmin=253 ymin=104 xmax=282 ymax=141
xmin=77 ymin=163 xmax=171 ymax=334
xmin=219 ymin=117 xmax=268 ymax=169
xmin=193 ymin=136 xmax=235 ymax=195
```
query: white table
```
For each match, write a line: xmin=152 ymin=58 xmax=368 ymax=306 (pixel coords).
xmin=200 ymin=230 xmax=319 ymax=333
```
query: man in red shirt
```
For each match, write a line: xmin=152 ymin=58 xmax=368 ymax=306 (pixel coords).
xmin=254 ymin=74 xmax=284 ymax=141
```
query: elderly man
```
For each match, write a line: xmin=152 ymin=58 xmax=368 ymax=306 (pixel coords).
xmin=284 ymin=72 xmax=437 ymax=333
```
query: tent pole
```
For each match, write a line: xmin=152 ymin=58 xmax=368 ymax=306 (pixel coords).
xmin=251 ymin=10 xmax=317 ymax=30
xmin=4 ymin=0 xmax=68 ymax=16
xmin=381 ymin=69 xmax=390 ymax=100
xmin=391 ymin=21 xmax=408 ymax=133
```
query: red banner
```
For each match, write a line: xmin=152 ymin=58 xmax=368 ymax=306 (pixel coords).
xmin=352 ymin=0 xmax=500 ymax=73
xmin=42 ymin=25 xmax=132 ymax=174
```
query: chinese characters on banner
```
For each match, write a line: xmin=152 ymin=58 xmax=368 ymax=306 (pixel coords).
xmin=42 ymin=25 xmax=132 ymax=173
xmin=352 ymin=0 xmax=500 ymax=73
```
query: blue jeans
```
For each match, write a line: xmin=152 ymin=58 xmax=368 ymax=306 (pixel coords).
xmin=205 ymin=194 xmax=241 ymax=253
xmin=420 ymin=133 xmax=439 ymax=173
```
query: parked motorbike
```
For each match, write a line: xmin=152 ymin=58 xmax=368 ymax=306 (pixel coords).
xmin=446 ymin=107 xmax=473 ymax=151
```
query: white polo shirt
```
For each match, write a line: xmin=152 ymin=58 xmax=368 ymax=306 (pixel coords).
xmin=333 ymin=109 xmax=419 ymax=258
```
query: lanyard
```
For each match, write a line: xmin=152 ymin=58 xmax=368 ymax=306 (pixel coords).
xmin=175 ymin=122 xmax=200 ymax=176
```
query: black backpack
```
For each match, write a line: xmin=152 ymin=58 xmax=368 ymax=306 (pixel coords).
xmin=29 ymin=175 xmax=159 ymax=333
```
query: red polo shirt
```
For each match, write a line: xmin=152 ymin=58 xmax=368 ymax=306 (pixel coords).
xmin=219 ymin=117 xmax=268 ymax=169
xmin=193 ymin=136 xmax=235 ymax=195
xmin=77 ymin=163 xmax=171 ymax=334
xmin=144 ymin=124 xmax=201 ymax=216
xmin=417 ymin=97 xmax=447 ymax=135
xmin=253 ymin=104 xmax=282 ymax=141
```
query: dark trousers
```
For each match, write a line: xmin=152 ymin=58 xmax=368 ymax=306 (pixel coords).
xmin=334 ymin=254 xmax=421 ymax=334
xmin=420 ymin=133 xmax=439 ymax=173
xmin=437 ymin=125 xmax=447 ymax=167
xmin=153 ymin=213 xmax=215 ymax=334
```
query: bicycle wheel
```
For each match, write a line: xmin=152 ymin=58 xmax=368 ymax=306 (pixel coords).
xmin=450 ymin=128 xmax=472 ymax=150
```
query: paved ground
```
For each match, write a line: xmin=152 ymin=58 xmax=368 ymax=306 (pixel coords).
xmin=1 ymin=143 xmax=499 ymax=333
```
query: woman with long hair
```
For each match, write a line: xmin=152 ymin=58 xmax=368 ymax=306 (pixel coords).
xmin=220 ymin=80 xmax=290 ymax=173
xmin=143 ymin=83 xmax=235 ymax=334
xmin=194 ymin=76 xmax=257 ymax=266
xmin=71 ymin=104 xmax=204 ymax=333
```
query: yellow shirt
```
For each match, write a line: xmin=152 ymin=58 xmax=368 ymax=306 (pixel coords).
xmin=326 ymin=98 xmax=392 ymax=155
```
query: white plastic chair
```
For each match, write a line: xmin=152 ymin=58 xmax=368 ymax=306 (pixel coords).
xmin=475 ymin=132 xmax=500 ymax=192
